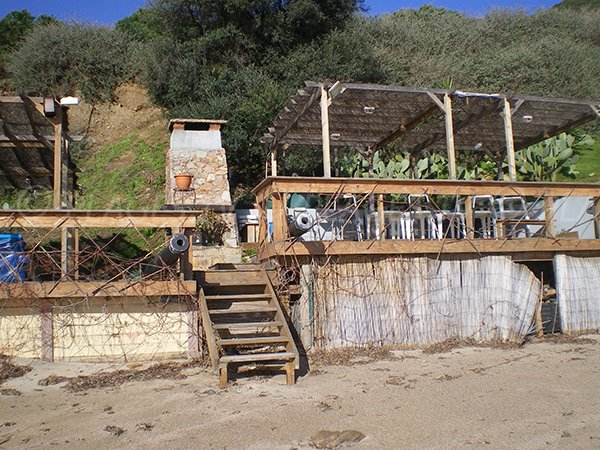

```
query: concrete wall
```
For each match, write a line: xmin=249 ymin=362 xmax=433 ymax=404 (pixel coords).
xmin=0 ymin=298 xmax=200 ymax=362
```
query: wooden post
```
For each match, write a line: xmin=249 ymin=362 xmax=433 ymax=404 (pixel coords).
xmin=544 ymin=196 xmax=555 ymax=237
xmin=465 ymin=196 xmax=474 ymax=239
xmin=444 ymin=94 xmax=457 ymax=180
xmin=257 ymin=199 xmax=269 ymax=259
xmin=594 ymin=197 xmax=600 ymax=239
xmin=52 ymin=107 xmax=63 ymax=209
xmin=536 ymin=272 xmax=544 ymax=338
xmin=180 ymin=228 xmax=194 ymax=280
xmin=187 ymin=308 xmax=201 ymax=358
xmin=271 ymin=192 xmax=287 ymax=242
xmin=377 ymin=194 xmax=385 ymax=240
xmin=503 ymin=98 xmax=517 ymax=182
xmin=270 ymin=146 xmax=278 ymax=177
xmin=320 ymin=85 xmax=332 ymax=178
xmin=41 ymin=306 xmax=54 ymax=362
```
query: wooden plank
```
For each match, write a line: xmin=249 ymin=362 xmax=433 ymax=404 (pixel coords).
xmin=377 ymin=194 xmax=385 ymax=240
xmin=187 ymin=308 xmax=201 ymax=358
xmin=374 ymin=104 xmax=440 ymax=150
xmin=0 ymin=280 xmax=196 ymax=300
xmin=252 ymin=176 xmax=600 ymax=198
xmin=320 ymin=85 xmax=332 ymax=178
xmin=444 ymin=94 xmax=457 ymax=180
xmin=544 ymin=197 xmax=555 ymax=237
xmin=198 ymin=288 xmax=219 ymax=369
xmin=220 ymin=352 xmax=295 ymax=363
xmin=595 ymin=197 xmax=600 ymax=239
xmin=40 ymin=306 xmax=53 ymax=362
xmin=271 ymin=146 xmax=278 ymax=176
xmin=465 ymin=196 xmax=474 ymax=239
xmin=52 ymin=109 xmax=62 ymax=209
xmin=265 ymin=238 xmax=600 ymax=257
xmin=271 ymin=192 xmax=287 ymax=242
xmin=217 ymin=336 xmax=288 ymax=346
xmin=0 ymin=210 xmax=199 ymax=228
xmin=503 ymin=98 xmax=517 ymax=181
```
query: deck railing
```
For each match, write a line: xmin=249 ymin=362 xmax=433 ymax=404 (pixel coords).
xmin=251 ymin=176 xmax=600 ymax=261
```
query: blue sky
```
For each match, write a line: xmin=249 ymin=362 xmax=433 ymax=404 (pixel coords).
xmin=0 ymin=1 xmax=560 ymax=25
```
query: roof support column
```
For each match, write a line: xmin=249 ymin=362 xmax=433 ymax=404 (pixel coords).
xmin=270 ymin=146 xmax=278 ymax=176
xmin=503 ymin=98 xmax=517 ymax=182
xmin=443 ymin=94 xmax=457 ymax=180
xmin=320 ymin=85 xmax=331 ymax=178
xmin=52 ymin=106 xmax=63 ymax=209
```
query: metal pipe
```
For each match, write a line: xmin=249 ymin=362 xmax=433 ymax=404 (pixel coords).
xmin=142 ymin=234 xmax=189 ymax=276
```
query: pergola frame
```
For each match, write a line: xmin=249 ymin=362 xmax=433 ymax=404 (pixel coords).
xmin=262 ymin=82 xmax=600 ymax=180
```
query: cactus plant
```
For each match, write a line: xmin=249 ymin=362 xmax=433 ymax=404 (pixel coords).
xmin=516 ymin=133 xmax=580 ymax=181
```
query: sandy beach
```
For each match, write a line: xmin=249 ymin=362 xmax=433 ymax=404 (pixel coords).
xmin=1 ymin=335 xmax=599 ymax=449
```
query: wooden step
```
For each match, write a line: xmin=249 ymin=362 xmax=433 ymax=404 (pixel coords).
xmin=203 ymin=282 xmax=266 ymax=288
xmin=205 ymin=294 xmax=272 ymax=301
xmin=208 ymin=306 xmax=278 ymax=315
xmin=219 ymin=352 xmax=296 ymax=364
xmin=217 ymin=336 xmax=289 ymax=346
xmin=212 ymin=321 xmax=283 ymax=330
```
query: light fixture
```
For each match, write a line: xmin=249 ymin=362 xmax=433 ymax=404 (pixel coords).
xmin=60 ymin=96 xmax=80 ymax=106
xmin=522 ymin=115 xmax=533 ymax=123
xmin=43 ymin=97 xmax=55 ymax=117
xmin=363 ymin=106 xmax=375 ymax=115
xmin=331 ymin=133 xmax=341 ymax=141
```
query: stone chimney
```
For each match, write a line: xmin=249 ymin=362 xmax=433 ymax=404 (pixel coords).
xmin=166 ymin=119 xmax=231 ymax=206
xmin=166 ymin=119 xmax=240 ymax=269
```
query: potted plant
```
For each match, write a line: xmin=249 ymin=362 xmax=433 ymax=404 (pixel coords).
xmin=196 ymin=210 xmax=229 ymax=245
xmin=174 ymin=174 xmax=193 ymax=190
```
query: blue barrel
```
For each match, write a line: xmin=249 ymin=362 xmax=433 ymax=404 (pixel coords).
xmin=0 ymin=234 xmax=28 ymax=283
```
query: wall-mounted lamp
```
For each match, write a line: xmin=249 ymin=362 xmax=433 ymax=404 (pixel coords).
xmin=363 ymin=106 xmax=375 ymax=115
xmin=43 ymin=97 xmax=55 ymax=117
xmin=522 ymin=115 xmax=534 ymax=123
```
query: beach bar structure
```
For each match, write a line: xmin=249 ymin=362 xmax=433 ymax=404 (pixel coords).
xmin=253 ymin=82 xmax=600 ymax=350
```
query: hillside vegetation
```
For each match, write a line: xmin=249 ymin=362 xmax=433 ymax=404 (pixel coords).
xmin=0 ymin=1 xmax=599 ymax=211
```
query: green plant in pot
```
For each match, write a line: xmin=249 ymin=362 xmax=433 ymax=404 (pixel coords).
xmin=196 ymin=210 xmax=229 ymax=246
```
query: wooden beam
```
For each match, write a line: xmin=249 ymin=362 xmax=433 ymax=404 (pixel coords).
xmin=0 ymin=280 xmax=197 ymax=300
xmin=0 ymin=210 xmax=200 ymax=229
xmin=52 ymin=108 xmax=62 ymax=209
xmin=271 ymin=192 xmax=287 ymax=242
xmin=595 ymin=197 xmax=600 ymax=240
xmin=252 ymin=177 xmax=600 ymax=201
xmin=377 ymin=194 xmax=385 ymax=240
xmin=271 ymin=86 xmax=321 ymax=149
xmin=544 ymin=197 xmax=555 ymax=237
xmin=503 ymin=98 xmax=517 ymax=181
xmin=262 ymin=238 xmax=600 ymax=259
xmin=465 ymin=196 xmax=474 ymax=239
xmin=271 ymin=146 xmax=278 ymax=176
xmin=374 ymin=104 xmax=440 ymax=150
xmin=444 ymin=94 xmax=457 ymax=180
xmin=40 ymin=306 xmax=54 ymax=362
xmin=320 ymin=85 xmax=332 ymax=178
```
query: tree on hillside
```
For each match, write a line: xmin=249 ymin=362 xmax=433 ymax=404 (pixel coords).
xmin=0 ymin=10 xmax=57 ymax=86
xmin=555 ymin=0 xmax=600 ymax=10
xmin=141 ymin=0 xmax=379 ymax=188
xmin=8 ymin=22 xmax=140 ymax=103
xmin=115 ymin=8 xmax=161 ymax=42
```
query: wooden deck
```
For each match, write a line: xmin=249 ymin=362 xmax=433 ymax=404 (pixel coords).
xmin=252 ymin=176 xmax=600 ymax=262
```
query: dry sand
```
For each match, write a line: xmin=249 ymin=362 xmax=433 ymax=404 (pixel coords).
xmin=1 ymin=335 xmax=599 ymax=449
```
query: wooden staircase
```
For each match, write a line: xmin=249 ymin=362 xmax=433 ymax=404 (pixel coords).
xmin=197 ymin=265 xmax=299 ymax=388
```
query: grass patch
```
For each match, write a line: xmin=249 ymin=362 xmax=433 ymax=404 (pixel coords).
xmin=76 ymin=135 xmax=165 ymax=210
xmin=571 ymin=140 xmax=600 ymax=183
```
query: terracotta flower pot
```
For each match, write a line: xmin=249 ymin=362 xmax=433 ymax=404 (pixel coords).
xmin=174 ymin=174 xmax=193 ymax=190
